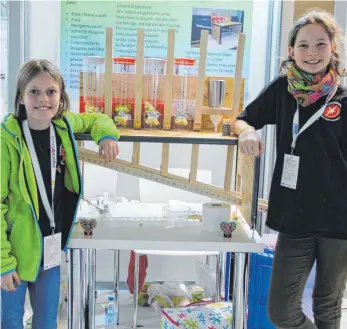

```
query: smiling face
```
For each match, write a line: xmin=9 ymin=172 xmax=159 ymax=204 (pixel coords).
xmin=20 ymin=72 xmax=61 ymax=129
xmin=289 ymin=23 xmax=334 ymax=75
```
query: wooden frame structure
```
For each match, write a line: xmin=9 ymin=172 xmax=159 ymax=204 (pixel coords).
xmin=80 ymin=28 xmax=246 ymax=131
xmin=77 ymin=27 xmax=268 ymax=229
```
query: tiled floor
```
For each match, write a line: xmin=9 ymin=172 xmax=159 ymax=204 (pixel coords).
xmin=55 ymin=293 xmax=347 ymax=329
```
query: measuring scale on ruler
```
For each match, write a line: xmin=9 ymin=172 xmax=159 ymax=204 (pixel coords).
xmin=81 ymin=149 xmax=238 ymax=204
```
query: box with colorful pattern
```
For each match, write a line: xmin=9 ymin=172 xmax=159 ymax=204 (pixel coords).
xmin=161 ymin=302 xmax=233 ymax=329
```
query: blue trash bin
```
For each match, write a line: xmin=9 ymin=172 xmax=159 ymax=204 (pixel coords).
xmin=247 ymin=249 xmax=276 ymax=329
xmin=247 ymin=248 xmax=316 ymax=329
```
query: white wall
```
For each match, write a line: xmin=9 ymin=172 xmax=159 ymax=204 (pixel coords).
xmin=1 ymin=16 xmax=8 ymax=121
xmin=26 ymin=1 xmax=61 ymax=64
xmin=25 ymin=0 xmax=277 ymax=282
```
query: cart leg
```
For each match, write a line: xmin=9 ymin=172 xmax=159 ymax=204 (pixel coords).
xmin=232 ymin=253 xmax=247 ymax=329
xmin=86 ymin=249 xmax=96 ymax=329
xmin=215 ymin=252 xmax=223 ymax=302
xmin=132 ymin=252 xmax=140 ymax=328
xmin=224 ymin=252 xmax=231 ymax=302
xmin=206 ymin=255 xmax=211 ymax=266
xmin=68 ymin=249 xmax=85 ymax=329
xmin=114 ymin=250 xmax=120 ymax=324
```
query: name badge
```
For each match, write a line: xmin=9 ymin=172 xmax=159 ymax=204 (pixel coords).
xmin=281 ymin=154 xmax=300 ymax=190
xmin=43 ymin=233 xmax=61 ymax=270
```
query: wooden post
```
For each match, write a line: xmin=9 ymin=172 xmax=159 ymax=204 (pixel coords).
xmin=132 ymin=142 xmax=141 ymax=165
xmin=236 ymin=174 xmax=242 ymax=192
xmin=189 ymin=144 xmax=199 ymax=183
xmin=193 ymin=30 xmax=208 ymax=131
xmin=161 ymin=144 xmax=170 ymax=176
xmin=104 ymin=27 xmax=113 ymax=118
xmin=224 ymin=145 xmax=235 ymax=191
xmin=238 ymin=149 xmax=255 ymax=227
xmin=164 ymin=29 xmax=175 ymax=130
xmin=231 ymin=33 xmax=245 ymax=119
xmin=134 ymin=28 xmax=144 ymax=129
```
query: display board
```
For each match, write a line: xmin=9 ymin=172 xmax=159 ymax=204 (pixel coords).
xmin=60 ymin=1 xmax=254 ymax=100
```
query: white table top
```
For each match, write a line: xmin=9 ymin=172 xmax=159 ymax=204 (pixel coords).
xmin=69 ymin=202 xmax=264 ymax=253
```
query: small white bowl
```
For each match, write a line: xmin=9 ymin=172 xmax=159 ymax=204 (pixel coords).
xmin=162 ymin=205 xmax=190 ymax=227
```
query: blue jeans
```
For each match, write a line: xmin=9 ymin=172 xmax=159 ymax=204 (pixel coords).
xmin=1 ymin=266 xmax=60 ymax=329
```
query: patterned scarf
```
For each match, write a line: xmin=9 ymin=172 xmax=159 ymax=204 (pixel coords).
xmin=287 ymin=64 xmax=338 ymax=107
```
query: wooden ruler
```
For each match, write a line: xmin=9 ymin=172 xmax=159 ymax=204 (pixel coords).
xmin=193 ymin=30 xmax=208 ymax=131
xmin=78 ymin=147 xmax=268 ymax=212
xmin=231 ymin=33 xmax=245 ymax=118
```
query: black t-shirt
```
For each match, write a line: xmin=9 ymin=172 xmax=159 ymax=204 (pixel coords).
xmin=23 ymin=125 xmax=66 ymax=239
xmin=238 ymin=75 xmax=347 ymax=239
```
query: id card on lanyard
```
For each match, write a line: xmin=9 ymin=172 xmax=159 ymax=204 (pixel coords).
xmin=280 ymin=86 xmax=338 ymax=190
xmin=22 ymin=120 xmax=61 ymax=270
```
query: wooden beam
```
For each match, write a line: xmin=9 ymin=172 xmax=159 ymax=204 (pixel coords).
xmin=224 ymin=145 xmax=235 ymax=191
xmin=294 ymin=0 xmax=334 ymax=21
xmin=164 ymin=29 xmax=175 ymax=130
xmin=193 ymin=30 xmax=208 ymax=131
xmin=75 ymin=128 xmax=239 ymax=145
xmin=202 ymin=107 xmax=232 ymax=116
xmin=132 ymin=142 xmax=141 ymax=165
xmin=104 ymin=27 xmax=113 ymax=118
xmin=231 ymin=33 xmax=245 ymax=121
xmin=189 ymin=144 xmax=199 ymax=183
xmin=134 ymin=28 xmax=144 ymax=129
xmin=238 ymin=150 xmax=257 ymax=225
xmin=161 ymin=144 xmax=170 ymax=176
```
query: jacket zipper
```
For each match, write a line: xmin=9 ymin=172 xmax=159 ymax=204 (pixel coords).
xmin=6 ymin=220 xmax=14 ymax=240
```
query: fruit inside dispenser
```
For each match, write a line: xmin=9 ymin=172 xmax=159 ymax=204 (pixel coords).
xmin=143 ymin=57 xmax=166 ymax=129
xmin=211 ymin=12 xmax=228 ymax=23
xmin=112 ymin=57 xmax=136 ymax=128
xmin=83 ymin=56 xmax=105 ymax=113
xmin=172 ymin=58 xmax=197 ymax=130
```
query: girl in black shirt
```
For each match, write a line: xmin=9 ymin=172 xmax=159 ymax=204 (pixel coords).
xmin=235 ymin=11 xmax=347 ymax=329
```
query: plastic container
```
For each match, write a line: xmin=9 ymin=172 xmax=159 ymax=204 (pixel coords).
xmin=247 ymin=250 xmax=275 ymax=329
xmin=172 ymin=58 xmax=197 ymax=130
xmin=105 ymin=295 xmax=117 ymax=328
xmin=143 ymin=57 xmax=166 ymax=129
xmin=112 ymin=57 xmax=136 ymax=128
xmin=83 ymin=56 xmax=105 ymax=113
xmin=162 ymin=205 xmax=190 ymax=228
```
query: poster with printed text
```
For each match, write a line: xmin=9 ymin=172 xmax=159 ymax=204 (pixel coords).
xmin=60 ymin=0 xmax=254 ymax=102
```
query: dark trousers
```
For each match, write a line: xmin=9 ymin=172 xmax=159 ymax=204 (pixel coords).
xmin=268 ymin=233 xmax=347 ymax=329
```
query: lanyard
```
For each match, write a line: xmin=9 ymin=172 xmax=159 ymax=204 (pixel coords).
xmin=22 ymin=120 xmax=57 ymax=233
xmin=291 ymin=85 xmax=338 ymax=153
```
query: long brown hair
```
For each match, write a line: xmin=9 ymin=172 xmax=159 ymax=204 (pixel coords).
xmin=14 ymin=59 xmax=70 ymax=120
xmin=280 ymin=11 xmax=346 ymax=76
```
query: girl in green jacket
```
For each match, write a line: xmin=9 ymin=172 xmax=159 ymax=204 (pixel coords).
xmin=0 ymin=59 xmax=120 ymax=329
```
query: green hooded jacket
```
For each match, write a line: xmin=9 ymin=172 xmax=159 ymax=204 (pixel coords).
xmin=1 ymin=112 xmax=120 ymax=282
